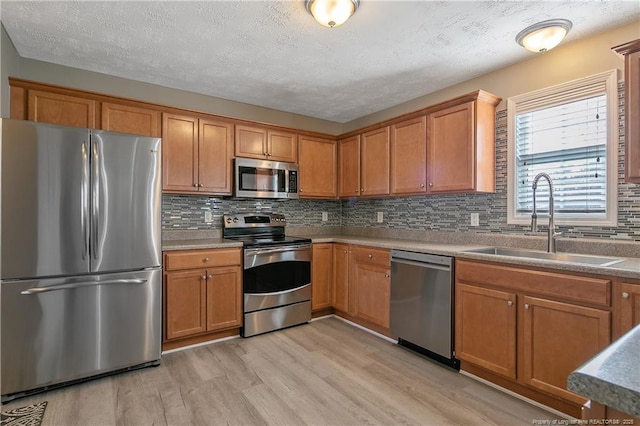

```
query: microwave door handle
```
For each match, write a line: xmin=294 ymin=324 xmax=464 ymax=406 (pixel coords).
xmin=285 ymin=169 xmax=289 ymax=193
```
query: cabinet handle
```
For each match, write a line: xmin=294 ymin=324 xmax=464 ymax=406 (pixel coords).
xmin=524 ymin=303 xmax=530 ymax=309
xmin=201 ymin=275 xmax=206 ymax=280
xmin=507 ymin=300 xmax=513 ymax=306
xmin=203 ymin=257 xmax=210 ymax=263
xmin=207 ymin=274 xmax=213 ymax=279
xmin=622 ymin=292 xmax=630 ymax=299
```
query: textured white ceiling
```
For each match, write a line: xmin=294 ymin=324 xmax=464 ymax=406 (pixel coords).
xmin=1 ymin=1 xmax=639 ymax=123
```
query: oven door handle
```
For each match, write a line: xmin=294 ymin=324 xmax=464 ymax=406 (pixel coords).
xmin=244 ymin=245 xmax=311 ymax=269
xmin=244 ymin=245 xmax=310 ymax=256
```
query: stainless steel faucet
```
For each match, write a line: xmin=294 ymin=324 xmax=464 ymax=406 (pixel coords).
xmin=531 ymin=172 xmax=561 ymax=253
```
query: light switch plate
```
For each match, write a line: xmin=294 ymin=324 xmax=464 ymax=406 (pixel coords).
xmin=204 ymin=210 xmax=213 ymax=223
xmin=322 ymin=212 xmax=328 ymax=222
xmin=470 ymin=213 xmax=479 ymax=226
xmin=376 ymin=212 xmax=384 ymax=223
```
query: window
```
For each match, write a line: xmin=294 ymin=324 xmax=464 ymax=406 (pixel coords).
xmin=507 ymin=70 xmax=618 ymax=226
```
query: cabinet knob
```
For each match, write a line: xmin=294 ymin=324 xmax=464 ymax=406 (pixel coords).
xmin=203 ymin=257 xmax=210 ymax=262
xmin=368 ymin=254 xmax=373 ymax=258
xmin=429 ymin=182 xmax=433 ymax=187
xmin=507 ymin=300 xmax=513 ymax=306
xmin=524 ymin=303 xmax=530 ymax=309
xmin=361 ymin=188 xmax=364 ymax=192
xmin=420 ymin=183 xmax=425 ymax=188
xmin=622 ymin=292 xmax=630 ymax=299
xmin=201 ymin=275 xmax=206 ymax=280
xmin=385 ymin=274 xmax=390 ymax=278
xmin=199 ymin=183 xmax=204 ymax=187
xmin=193 ymin=183 xmax=198 ymax=187
xmin=300 ymin=189 xmax=303 ymax=192
xmin=207 ymin=274 xmax=213 ymax=279
xmin=343 ymin=250 xmax=348 ymax=253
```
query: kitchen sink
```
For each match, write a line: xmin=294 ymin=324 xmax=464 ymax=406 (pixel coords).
xmin=462 ymin=247 xmax=624 ymax=266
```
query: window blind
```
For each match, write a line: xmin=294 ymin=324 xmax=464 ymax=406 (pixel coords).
xmin=515 ymin=94 xmax=607 ymax=216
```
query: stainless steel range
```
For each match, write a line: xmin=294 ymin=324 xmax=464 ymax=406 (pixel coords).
xmin=223 ymin=213 xmax=311 ymax=337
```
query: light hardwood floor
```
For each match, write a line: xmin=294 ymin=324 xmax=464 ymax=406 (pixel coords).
xmin=2 ymin=317 xmax=561 ymax=425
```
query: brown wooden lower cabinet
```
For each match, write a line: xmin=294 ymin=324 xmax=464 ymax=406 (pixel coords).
xmin=455 ymin=283 xmax=516 ymax=379
xmin=521 ymin=296 xmax=610 ymax=405
xmin=332 ymin=243 xmax=350 ymax=313
xmin=351 ymin=258 xmax=390 ymax=328
xmin=311 ymin=243 xmax=333 ymax=312
xmin=163 ymin=248 xmax=242 ymax=348
xmin=455 ymin=259 xmax=616 ymax=418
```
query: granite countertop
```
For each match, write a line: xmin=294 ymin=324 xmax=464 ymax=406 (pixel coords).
xmin=162 ymin=238 xmax=243 ymax=251
xmin=568 ymin=324 xmax=640 ymax=417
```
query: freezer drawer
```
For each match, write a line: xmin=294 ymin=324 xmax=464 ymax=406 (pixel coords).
xmin=1 ymin=268 xmax=162 ymax=400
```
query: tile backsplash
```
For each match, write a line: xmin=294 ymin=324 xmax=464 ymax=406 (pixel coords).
xmin=163 ymin=82 xmax=639 ymax=242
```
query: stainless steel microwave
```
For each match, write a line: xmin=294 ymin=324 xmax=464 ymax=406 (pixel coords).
xmin=234 ymin=158 xmax=299 ymax=199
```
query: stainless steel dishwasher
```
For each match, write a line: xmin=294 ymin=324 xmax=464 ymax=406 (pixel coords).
xmin=390 ymin=250 xmax=459 ymax=369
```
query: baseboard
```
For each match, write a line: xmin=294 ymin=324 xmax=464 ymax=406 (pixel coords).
xmin=161 ymin=334 xmax=240 ymax=355
xmin=329 ymin=314 xmax=397 ymax=343
xmin=459 ymin=370 xmax=573 ymax=420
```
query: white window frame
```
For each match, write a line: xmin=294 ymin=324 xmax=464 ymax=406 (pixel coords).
xmin=507 ymin=70 xmax=618 ymax=227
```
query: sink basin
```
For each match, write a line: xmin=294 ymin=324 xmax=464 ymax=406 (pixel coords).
xmin=463 ymin=247 xmax=624 ymax=266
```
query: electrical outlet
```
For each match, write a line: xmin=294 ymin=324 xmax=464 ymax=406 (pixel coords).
xmin=322 ymin=212 xmax=328 ymax=222
xmin=376 ymin=212 xmax=384 ymax=223
xmin=470 ymin=213 xmax=479 ymax=226
xmin=204 ymin=210 xmax=213 ymax=223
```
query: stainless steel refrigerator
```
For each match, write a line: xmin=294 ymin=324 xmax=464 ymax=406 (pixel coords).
xmin=0 ymin=118 xmax=162 ymax=402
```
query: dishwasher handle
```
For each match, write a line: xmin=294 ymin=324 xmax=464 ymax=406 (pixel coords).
xmin=391 ymin=257 xmax=451 ymax=272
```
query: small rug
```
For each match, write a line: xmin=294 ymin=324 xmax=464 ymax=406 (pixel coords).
xmin=0 ymin=401 xmax=47 ymax=426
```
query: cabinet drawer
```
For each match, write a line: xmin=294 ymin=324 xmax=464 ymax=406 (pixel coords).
xmin=164 ymin=248 xmax=241 ymax=271
xmin=352 ymin=246 xmax=390 ymax=267
xmin=456 ymin=259 xmax=611 ymax=307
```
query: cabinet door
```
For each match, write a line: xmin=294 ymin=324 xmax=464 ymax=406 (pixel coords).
xmin=455 ymin=283 xmax=517 ymax=379
xmin=338 ymin=135 xmax=361 ymax=197
xmin=205 ymin=266 xmax=242 ymax=332
xmin=162 ymin=113 xmax=198 ymax=193
xmin=616 ymin=282 xmax=640 ymax=337
xmin=390 ymin=116 xmax=427 ymax=195
xmin=352 ymin=262 xmax=390 ymax=328
xmin=27 ymin=90 xmax=96 ymax=128
xmin=427 ymin=101 xmax=475 ymax=192
xmin=298 ymin=136 xmax=337 ymax=198
xmin=101 ymin=102 xmax=161 ymax=137
xmin=199 ymin=119 xmax=234 ymax=194
xmin=235 ymin=125 xmax=267 ymax=159
xmin=360 ymin=127 xmax=390 ymax=196
xmin=312 ymin=243 xmax=333 ymax=311
xmin=165 ymin=269 xmax=207 ymax=340
xmin=267 ymin=130 xmax=297 ymax=163
xmin=521 ymin=296 xmax=610 ymax=404
xmin=332 ymin=244 xmax=350 ymax=312
xmin=625 ymin=49 xmax=640 ymax=183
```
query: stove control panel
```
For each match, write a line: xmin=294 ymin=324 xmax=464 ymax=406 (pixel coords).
xmin=223 ymin=213 xmax=286 ymax=228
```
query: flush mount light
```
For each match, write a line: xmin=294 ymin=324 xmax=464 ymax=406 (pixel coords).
xmin=305 ymin=0 xmax=359 ymax=28
xmin=516 ymin=19 xmax=572 ymax=53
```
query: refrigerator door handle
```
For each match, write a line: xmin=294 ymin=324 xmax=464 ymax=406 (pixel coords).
xmin=20 ymin=279 xmax=148 ymax=295
xmin=81 ymin=140 xmax=90 ymax=260
xmin=92 ymin=139 xmax=99 ymax=260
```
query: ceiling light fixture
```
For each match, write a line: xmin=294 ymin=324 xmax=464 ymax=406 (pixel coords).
xmin=516 ymin=19 xmax=572 ymax=53
xmin=305 ymin=0 xmax=359 ymax=28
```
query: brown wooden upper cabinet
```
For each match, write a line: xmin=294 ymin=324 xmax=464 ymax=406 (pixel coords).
xmin=235 ymin=124 xmax=297 ymax=163
xmin=427 ymin=91 xmax=499 ymax=193
xmin=162 ymin=113 xmax=234 ymax=195
xmin=614 ymin=39 xmax=640 ymax=183
xmin=338 ymin=129 xmax=390 ymax=198
xmin=26 ymin=90 xmax=97 ymax=128
xmin=390 ymin=116 xmax=427 ymax=195
xmin=338 ymin=135 xmax=361 ymax=197
xmin=298 ymin=135 xmax=338 ymax=198
xmin=101 ymin=102 xmax=161 ymax=137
